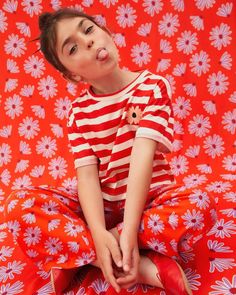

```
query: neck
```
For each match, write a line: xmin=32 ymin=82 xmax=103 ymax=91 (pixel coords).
xmin=88 ymin=68 xmax=140 ymax=95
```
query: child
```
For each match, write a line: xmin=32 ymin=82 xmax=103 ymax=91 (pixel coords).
xmin=5 ymin=7 xmax=216 ymax=295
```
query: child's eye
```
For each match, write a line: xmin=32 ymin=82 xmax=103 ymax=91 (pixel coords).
xmin=85 ymin=25 xmax=94 ymax=34
xmin=69 ymin=45 xmax=77 ymax=55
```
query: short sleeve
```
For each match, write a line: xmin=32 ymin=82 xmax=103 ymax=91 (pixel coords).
xmin=67 ymin=107 xmax=98 ymax=169
xmin=136 ymin=77 xmax=174 ymax=153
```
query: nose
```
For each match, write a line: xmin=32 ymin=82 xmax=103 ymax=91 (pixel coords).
xmin=87 ymin=40 xmax=94 ymax=49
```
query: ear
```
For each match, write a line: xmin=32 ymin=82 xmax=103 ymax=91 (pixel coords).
xmin=62 ymin=73 xmax=82 ymax=84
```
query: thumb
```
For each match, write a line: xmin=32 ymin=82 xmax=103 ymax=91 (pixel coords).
xmin=122 ymin=246 xmax=132 ymax=272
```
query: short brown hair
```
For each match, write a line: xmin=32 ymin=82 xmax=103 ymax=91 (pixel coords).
xmin=38 ymin=8 xmax=99 ymax=82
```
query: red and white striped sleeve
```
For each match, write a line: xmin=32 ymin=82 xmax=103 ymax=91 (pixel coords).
xmin=136 ymin=77 xmax=174 ymax=153
xmin=67 ymin=107 xmax=98 ymax=169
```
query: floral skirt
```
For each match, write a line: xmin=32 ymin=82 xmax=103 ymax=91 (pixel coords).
xmin=4 ymin=184 xmax=217 ymax=273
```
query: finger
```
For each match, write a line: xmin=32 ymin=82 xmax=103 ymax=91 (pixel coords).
xmin=102 ymin=255 xmax=121 ymax=293
xmin=122 ymin=247 xmax=132 ymax=272
xmin=110 ymin=241 xmax=123 ymax=268
xmin=116 ymin=273 xmax=136 ymax=285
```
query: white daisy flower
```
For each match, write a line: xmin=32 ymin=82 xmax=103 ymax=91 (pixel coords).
xmin=207 ymin=218 xmax=236 ymax=239
xmin=188 ymin=114 xmax=211 ymax=137
xmin=15 ymin=159 xmax=29 ymax=173
xmin=116 ymin=3 xmax=137 ymax=28
xmin=182 ymin=209 xmax=204 ymax=231
xmin=172 ymin=96 xmax=191 ymax=119
xmin=168 ymin=212 xmax=179 ymax=229
xmin=20 ymin=85 xmax=35 ymax=97
xmin=206 ymin=181 xmax=231 ymax=193
xmin=36 ymin=136 xmax=57 ymax=159
xmin=176 ymin=31 xmax=198 ymax=55
xmin=50 ymin=124 xmax=64 ymax=138
xmin=216 ymin=2 xmax=233 ymax=17
xmin=48 ymin=156 xmax=68 ymax=179
xmin=19 ymin=141 xmax=31 ymax=155
xmin=209 ymin=23 xmax=232 ymax=50
xmin=16 ymin=22 xmax=31 ymax=37
xmin=207 ymin=240 xmax=233 ymax=253
xmin=223 ymin=192 xmax=236 ymax=203
xmin=220 ymin=51 xmax=232 ymax=70
xmin=11 ymin=175 xmax=32 ymax=190
xmin=89 ymin=278 xmax=110 ymax=293
xmin=31 ymin=105 xmax=45 ymax=119
xmin=48 ymin=219 xmax=60 ymax=232
xmin=7 ymin=59 xmax=19 ymax=73
xmin=82 ymin=0 xmax=94 ymax=7
xmin=190 ymin=15 xmax=204 ymax=31
xmin=112 ymin=33 xmax=126 ymax=48
xmin=21 ymin=198 xmax=35 ymax=210
xmin=4 ymin=78 xmax=18 ymax=92
xmin=195 ymin=0 xmax=216 ymax=11
xmin=44 ymin=237 xmax=63 ymax=255
xmin=94 ymin=14 xmax=107 ymax=27
xmin=26 ymin=249 xmax=38 ymax=258
xmin=158 ymin=13 xmax=180 ymax=37
xmin=202 ymin=100 xmax=217 ymax=115
xmin=66 ymin=81 xmax=77 ymax=96
xmin=67 ymin=241 xmax=80 ymax=253
xmin=131 ymin=41 xmax=152 ymax=67
xmin=54 ymin=97 xmax=71 ymax=120
xmin=0 ymin=143 xmax=12 ymax=167
xmin=75 ymin=251 xmax=95 ymax=266
xmin=18 ymin=117 xmax=39 ymax=140
xmin=4 ymin=33 xmax=26 ymax=57
xmin=24 ymin=55 xmax=45 ymax=78
xmin=64 ymin=222 xmax=83 ymax=237
xmin=197 ymin=164 xmax=212 ymax=174
xmin=146 ymin=237 xmax=167 ymax=253
xmin=22 ymin=212 xmax=36 ymax=224
xmin=222 ymin=109 xmax=236 ymax=134
xmin=0 ymin=9 xmax=8 ymax=33
xmin=30 ymin=165 xmax=45 ymax=178
xmin=147 ymin=214 xmax=165 ymax=234
xmin=0 ymin=246 xmax=14 ymax=262
xmin=209 ymin=274 xmax=236 ymax=295
xmin=50 ymin=0 xmax=62 ymax=10
xmin=99 ymin=0 xmax=118 ymax=8
xmin=171 ymin=0 xmax=184 ymax=11
xmin=0 ymin=169 xmax=11 ymax=186
xmin=183 ymin=83 xmax=197 ymax=97
xmin=41 ymin=200 xmax=59 ymax=216
xmin=185 ymin=145 xmax=200 ymax=158
xmin=23 ymin=226 xmax=42 ymax=246
xmin=143 ymin=0 xmax=163 ymax=17
xmin=189 ymin=189 xmax=210 ymax=209
xmin=0 ymin=125 xmax=12 ymax=138
xmin=3 ymin=0 xmax=18 ymax=13
xmin=183 ymin=174 xmax=207 ymax=188
xmin=169 ymin=155 xmax=189 ymax=176
xmin=37 ymin=75 xmax=58 ymax=100
xmin=229 ymin=91 xmax=236 ymax=103
xmin=0 ymin=261 xmax=26 ymax=283
xmin=172 ymin=139 xmax=183 ymax=152
xmin=7 ymin=199 xmax=18 ymax=213
xmin=21 ymin=0 xmax=42 ymax=17
xmin=220 ymin=208 xmax=236 ymax=218
xmin=137 ymin=23 xmax=152 ymax=37
xmin=203 ymin=134 xmax=225 ymax=158
xmin=172 ymin=63 xmax=186 ymax=76
xmin=189 ymin=50 xmax=210 ymax=76
xmin=160 ymin=39 xmax=173 ymax=53
xmin=174 ymin=120 xmax=184 ymax=134
xmin=222 ymin=154 xmax=236 ymax=172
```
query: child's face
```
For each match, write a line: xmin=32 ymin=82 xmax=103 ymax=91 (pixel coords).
xmin=56 ymin=17 xmax=119 ymax=83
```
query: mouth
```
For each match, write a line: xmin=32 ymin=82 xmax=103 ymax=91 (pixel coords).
xmin=96 ymin=48 xmax=109 ymax=61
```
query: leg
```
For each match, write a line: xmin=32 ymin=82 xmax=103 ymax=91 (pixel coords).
xmin=4 ymin=187 xmax=98 ymax=293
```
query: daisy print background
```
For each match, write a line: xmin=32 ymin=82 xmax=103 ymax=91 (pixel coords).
xmin=0 ymin=0 xmax=235 ymax=294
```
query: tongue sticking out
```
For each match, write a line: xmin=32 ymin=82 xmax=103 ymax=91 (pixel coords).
xmin=97 ymin=49 xmax=108 ymax=61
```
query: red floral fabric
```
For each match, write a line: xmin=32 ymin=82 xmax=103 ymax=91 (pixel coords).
xmin=0 ymin=0 xmax=235 ymax=294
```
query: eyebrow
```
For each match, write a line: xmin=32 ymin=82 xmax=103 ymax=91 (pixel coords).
xmin=61 ymin=18 xmax=87 ymax=54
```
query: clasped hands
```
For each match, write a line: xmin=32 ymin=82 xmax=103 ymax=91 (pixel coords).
xmin=93 ymin=228 xmax=140 ymax=293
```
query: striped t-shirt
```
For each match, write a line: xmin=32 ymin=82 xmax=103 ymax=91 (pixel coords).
xmin=67 ymin=70 xmax=175 ymax=201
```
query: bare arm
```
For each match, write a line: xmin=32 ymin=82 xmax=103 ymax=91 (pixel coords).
xmin=77 ymin=164 xmax=105 ymax=235
xmin=123 ymin=137 xmax=157 ymax=232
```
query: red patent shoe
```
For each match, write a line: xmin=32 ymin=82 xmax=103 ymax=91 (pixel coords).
xmin=51 ymin=268 xmax=78 ymax=294
xmin=145 ymin=251 xmax=192 ymax=295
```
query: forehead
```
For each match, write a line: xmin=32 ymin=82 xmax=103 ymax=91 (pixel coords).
xmin=56 ymin=16 xmax=86 ymax=41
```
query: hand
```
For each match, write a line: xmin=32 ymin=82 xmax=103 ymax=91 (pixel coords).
xmin=92 ymin=229 xmax=123 ymax=293
xmin=115 ymin=229 xmax=140 ymax=289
